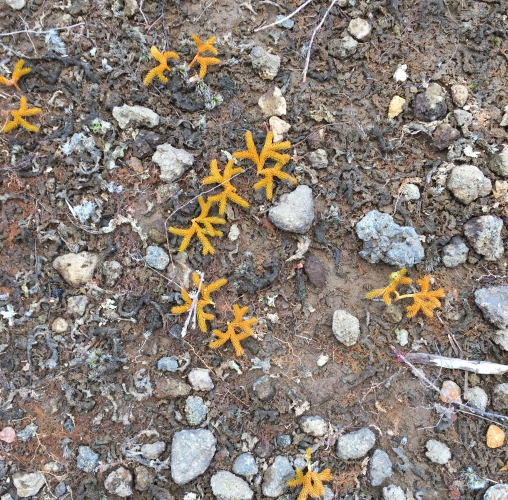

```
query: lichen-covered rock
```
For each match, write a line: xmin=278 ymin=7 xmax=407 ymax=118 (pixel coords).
xmin=332 ymin=310 xmax=360 ymax=346
xmin=53 ymin=252 xmax=99 ymax=287
xmin=475 ymin=287 xmax=508 ymax=328
xmin=355 ymin=210 xmax=424 ymax=268
xmin=464 ymin=215 xmax=504 ymax=261
xmin=447 ymin=165 xmax=491 ymax=204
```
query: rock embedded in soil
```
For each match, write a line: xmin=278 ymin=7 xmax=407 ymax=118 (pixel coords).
xmin=492 ymin=329 xmax=508 ymax=351
xmin=53 ymin=252 xmax=99 ymax=287
xmin=446 ymin=164 xmax=491 ymax=204
xmin=327 ymin=34 xmax=358 ymax=59
xmin=348 ymin=18 xmax=371 ymax=40
xmin=451 ymin=84 xmax=468 ymax=107
xmin=185 ymin=395 xmax=209 ymax=425
xmin=276 ymin=434 xmax=291 ymax=448
xmin=132 ymin=130 xmax=164 ymax=159
xmin=154 ymin=376 xmax=191 ymax=398
xmin=383 ymin=485 xmax=406 ymax=500
xmin=152 ymin=143 xmax=194 ymax=183
xmin=268 ymin=185 xmax=314 ymax=234
xmin=425 ymin=440 xmax=451 ymax=464
xmin=54 ymin=482 xmax=67 ymax=497
xmin=304 ymin=254 xmax=327 ymax=287
xmin=486 ymin=424 xmax=505 ymax=448
xmin=299 ymin=415 xmax=328 ymax=437
xmin=431 ymin=123 xmax=460 ymax=150
xmin=454 ymin=109 xmax=473 ymax=127
xmin=67 ymin=295 xmax=88 ymax=316
xmin=250 ymin=46 xmax=280 ymax=80
xmin=211 ymin=470 xmax=254 ymax=500
xmin=464 ymin=215 xmax=504 ymax=261
xmin=336 ymin=428 xmax=376 ymax=460
xmin=464 ymin=386 xmax=488 ymax=411
xmin=400 ymin=183 xmax=420 ymax=201
xmin=77 ymin=446 xmax=99 ymax=473
xmin=355 ymin=210 xmax=424 ymax=268
xmin=332 ymin=310 xmax=360 ymax=346
xmin=258 ymin=85 xmax=286 ymax=117
xmin=171 ymin=429 xmax=217 ymax=485
xmin=388 ymin=96 xmax=405 ymax=118
xmin=475 ymin=287 xmax=508 ymax=328
xmin=488 ymin=147 xmax=508 ymax=177
xmin=102 ymin=260 xmax=123 ymax=287
xmin=369 ymin=449 xmax=393 ymax=486
xmin=441 ymin=237 xmax=469 ymax=267
xmin=5 ymin=0 xmax=26 ymax=9
xmin=307 ymin=149 xmax=328 ymax=169
xmin=112 ymin=104 xmax=159 ymax=129
xmin=141 ymin=441 xmax=166 ymax=460
xmin=12 ymin=471 xmax=45 ymax=497
xmin=188 ymin=368 xmax=214 ymax=391
xmin=307 ymin=128 xmax=325 ymax=149
xmin=233 ymin=453 xmax=258 ymax=477
xmin=145 ymin=245 xmax=170 ymax=270
xmin=393 ymin=64 xmax=408 ymax=82
xmin=51 ymin=317 xmax=68 ymax=333
xmin=414 ymin=83 xmax=447 ymax=122
xmin=484 ymin=484 xmax=508 ymax=500
xmin=134 ymin=466 xmax=155 ymax=492
xmin=492 ymin=383 xmax=508 ymax=410
xmin=269 ymin=116 xmax=291 ymax=142
xmin=104 ymin=466 xmax=133 ymax=497
xmin=262 ymin=455 xmax=294 ymax=497
xmin=157 ymin=357 xmax=179 ymax=372
xmin=252 ymin=375 xmax=275 ymax=401
xmin=440 ymin=380 xmax=462 ymax=403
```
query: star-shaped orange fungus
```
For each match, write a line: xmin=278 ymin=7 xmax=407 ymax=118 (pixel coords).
xmin=3 ymin=96 xmax=41 ymax=133
xmin=288 ymin=448 xmax=332 ymax=500
xmin=0 ymin=59 xmax=31 ymax=90
xmin=188 ymin=35 xmax=220 ymax=79
xmin=365 ymin=268 xmax=413 ymax=305
xmin=143 ymin=46 xmax=179 ymax=85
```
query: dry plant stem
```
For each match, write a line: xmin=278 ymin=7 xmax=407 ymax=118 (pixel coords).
xmin=180 ymin=271 xmax=204 ymax=338
xmin=390 ymin=346 xmax=508 ymax=427
xmin=253 ymin=0 xmax=315 ymax=32
xmin=0 ymin=22 xmax=84 ymax=37
xmin=302 ymin=0 xmax=338 ymax=83
xmin=405 ymin=352 xmax=508 ymax=375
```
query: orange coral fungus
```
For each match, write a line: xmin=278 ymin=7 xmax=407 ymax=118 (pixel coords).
xmin=143 ymin=46 xmax=179 ymax=85
xmin=0 ymin=60 xmax=31 ymax=90
xmin=188 ymin=35 xmax=220 ymax=78
xmin=288 ymin=448 xmax=332 ymax=500
xmin=3 ymin=96 xmax=41 ymax=133
xmin=254 ymin=162 xmax=297 ymax=200
xmin=365 ymin=268 xmax=412 ymax=305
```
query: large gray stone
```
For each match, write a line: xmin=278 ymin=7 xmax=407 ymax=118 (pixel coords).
xmin=484 ymin=484 xmax=508 ymax=500
xmin=369 ymin=449 xmax=392 ymax=486
xmin=337 ymin=428 xmax=376 ymax=460
xmin=112 ymin=105 xmax=159 ymax=129
xmin=152 ymin=143 xmax=194 ymax=183
xmin=489 ymin=147 xmax=508 ymax=177
xmin=262 ymin=456 xmax=294 ymax=497
xmin=475 ymin=286 xmax=508 ymax=328
xmin=442 ymin=237 xmax=469 ymax=267
xmin=332 ymin=310 xmax=360 ymax=346
xmin=268 ymin=185 xmax=314 ymax=234
xmin=355 ymin=210 xmax=424 ymax=268
xmin=447 ymin=164 xmax=492 ymax=204
xmin=53 ymin=252 xmax=99 ymax=286
xmin=171 ymin=429 xmax=216 ymax=485
xmin=12 ymin=472 xmax=45 ymax=498
xmin=250 ymin=46 xmax=280 ymax=80
xmin=464 ymin=215 xmax=504 ymax=261
xmin=211 ymin=470 xmax=253 ymax=500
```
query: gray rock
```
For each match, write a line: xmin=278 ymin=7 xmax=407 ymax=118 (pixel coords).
xmin=355 ymin=210 xmax=424 ymax=268
xmin=171 ymin=429 xmax=217 ymax=485
xmin=276 ymin=434 xmax=291 ymax=448
xmin=475 ymin=286 xmax=508 ymax=328
xmin=348 ymin=18 xmax=371 ymax=40
xmin=414 ymin=83 xmax=447 ymax=122
xmin=157 ymin=357 xmax=179 ymax=372
xmin=232 ymin=453 xmax=258 ymax=477
xmin=141 ymin=441 xmax=166 ymax=460
xmin=102 ymin=260 xmax=123 ymax=287
xmin=211 ymin=470 xmax=254 ymax=500
xmin=262 ymin=455 xmax=294 ymax=497
xmin=369 ymin=449 xmax=392 ymax=486
xmin=53 ymin=252 xmax=99 ymax=286
xmin=268 ymin=185 xmax=314 ymax=234
xmin=425 ymin=440 xmax=451 ymax=464
xmin=337 ymin=428 xmax=376 ymax=460
xmin=54 ymin=482 xmax=67 ymax=497
xmin=5 ymin=0 xmax=25 ymax=9
xmin=451 ymin=84 xmax=468 ymax=107
xmin=401 ymin=183 xmax=420 ymax=201
xmin=12 ymin=471 xmax=45 ymax=498
xmin=250 ymin=46 xmax=280 ymax=80
xmin=252 ymin=375 xmax=275 ymax=401
xmin=300 ymin=415 xmax=328 ymax=437
xmin=454 ymin=109 xmax=473 ymax=127
xmin=332 ymin=310 xmax=360 ymax=346
xmin=484 ymin=484 xmax=508 ymax=500
xmin=153 ymin=144 xmax=194 ymax=183
xmin=447 ymin=165 xmax=492 ymax=204
xmin=104 ymin=466 xmax=133 ymax=497
xmin=464 ymin=215 xmax=504 ymax=261
xmin=145 ymin=245 xmax=170 ymax=270
xmin=1 ymin=493 xmax=14 ymax=500
xmin=258 ymin=85 xmax=286 ymax=117
xmin=16 ymin=423 xmax=38 ymax=443
xmin=154 ymin=376 xmax=192 ymax=398
xmin=431 ymin=123 xmax=461 ymax=150
xmin=67 ymin=295 xmax=89 ymax=316
xmin=308 ymin=149 xmax=328 ymax=169
xmin=185 ymin=395 xmax=209 ymax=425
xmin=442 ymin=237 xmax=469 ymax=267
xmin=77 ymin=446 xmax=100 ymax=473
xmin=275 ymin=14 xmax=294 ymax=29
xmin=492 ymin=329 xmax=508 ymax=351
xmin=383 ymin=485 xmax=406 ymax=500
xmin=324 ymin=486 xmax=334 ymax=500
xmin=328 ymin=34 xmax=358 ymax=59
xmin=134 ymin=465 xmax=155 ymax=492
xmin=188 ymin=368 xmax=214 ymax=391
xmin=112 ymin=105 xmax=159 ymax=129
xmin=492 ymin=383 xmax=508 ymax=411
xmin=489 ymin=147 xmax=508 ymax=177
xmin=464 ymin=386 xmax=488 ymax=411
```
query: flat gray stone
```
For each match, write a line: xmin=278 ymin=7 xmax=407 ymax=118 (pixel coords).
xmin=112 ymin=104 xmax=159 ymax=129
xmin=262 ymin=456 xmax=294 ymax=497
xmin=171 ymin=429 xmax=217 ymax=485
xmin=153 ymin=143 xmax=194 ymax=183
xmin=233 ymin=453 xmax=258 ymax=477
xmin=157 ymin=357 xmax=179 ymax=372
xmin=5 ymin=0 xmax=25 ymax=9
xmin=475 ymin=286 xmax=508 ymax=328
xmin=77 ymin=446 xmax=99 ymax=473
xmin=12 ymin=471 xmax=45 ymax=498
xmin=447 ymin=164 xmax=491 ymax=204
xmin=425 ymin=440 xmax=451 ymax=464
xmin=252 ymin=375 xmax=275 ymax=401
xmin=332 ymin=310 xmax=360 ymax=346
xmin=464 ymin=215 xmax=504 ymax=261
xmin=141 ymin=441 xmax=166 ymax=460
xmin=268 ymin=185 xmax=314 ymax=234
xmin=104 ymin=466 xmax=133 ymax=497
xmin=300 ymin=415 xmax=328 ymax=437
xmin=53 ymin=252 xmax=99 ymax=287
xmin=369 ymin=449 xmax=392 ymax=486
xmin=442 ymin=237 xmax=469 ymax=268
xmin=337 ymin=428 xmax=376 ymax=460
xmin=145 ymin=246 xmax=170 ymax=270
xmin=250 ymin=46 xmax=280 ymax=80
xmin=489 ymin=147 xmax=508 ymax=177
xmin=211 ymin=470 xmax=253 ymax=500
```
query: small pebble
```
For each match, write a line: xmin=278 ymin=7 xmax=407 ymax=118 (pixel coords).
xmin=188 ymin=368 xmax=214 ymax=391
xmin=451 ymin=83 xmax=468 ymax=107
xmin=157 ymin=357 xmax=179 ymax=372
xmin=317 ymin=354 xmax=329 ymax=367
xmin=269 ymin=116 xmax=291 ymax=142
xmin=51 ymin=317 xmax=69 ymax=333
xmin=275 ymin=14 xmax=294 ymax=29
xmin=425 ymin=439 xmax=451 ymax=464
xmin=393 ymin=64 xmax=407 ymax=82
xmin=439 ymin=380 xmax=461 ymax=404
xmin=348 ymin=18 xmax=371 ymax=40
xmin=486 ymin=424 xmax=505 ymax=448
xmin=145 ymin=246 xmax=170 ymax=270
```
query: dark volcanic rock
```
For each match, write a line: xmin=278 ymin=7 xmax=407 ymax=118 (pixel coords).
xmin=304 ymin=254 xmax=327 ymax=287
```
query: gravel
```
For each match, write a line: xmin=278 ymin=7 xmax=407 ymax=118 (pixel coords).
xmin=53 ymin=252 xmax=99 ymax=287
xmin=157 ymin=357 xmax=179 ymax=372
xmin=185 ymin=395 xmax=209 ymax=425
xmin=369 ymin=449 xmax=393 ymax=486
xmin=112 ymin=104 xmax=160 ymax=129
xmin=414 ymin=83 xmax=447 ymax=122
xmin=104 ymin=466 xmax=133 ymax=497
xmin=262 ymin=456 xmax=294 ymax=497
xmin=332 ymin=310 xmax=360 ymax=346
xmin=328 ymin=34 xmax=358 ymax=59
xmin=134 ymin=466 xmax=155 ymax=492
xmin=383 ymin=484 xmax=406 ymax=500
xmin=307 ymin=149 xmax=328 ymax=169
xmin=336 ymin=428 xmax=376 ymax=460
xmin=141 ymin=441 xmax=166 ymax=460
xmin=154 ymin=376 xmax=192 ymax=398
xmin=491 ymin=383 xmax=508 ymax=411
xmin=210 ymin=470 xmax=254 ymax=500
xmin=348 ymin=18 xmax=371 ymax=40
xmin=491 ymin=329 xmax=508 ymax=351
xmin=474 ymin=286 xmax=508 ymax=328
xmin=425 ymin=440 xmax=451 ymax=464
xmin=488 ymin=147 xmax=508 ymax=177
xmin=464 ymin=386 xmax=488 ymax=411
xmin=188 ymin=368 xmax=214 ymax=391
xmin=145 ymin=245 xmax=170 ymax=270
xmin=441 ymin=237 xmax=469 ymax=267
xmin=232 ymin=453 xmax=258 ymax=477
xmin=252 ymin=375 xmax=275 ymax=401
xmin=464 ymin=215 xmax=504 ymax=261
xmin=258 ymin=85 xmax=287 ymax=117
xmin=67 ymin=295 xmax=89 ymax=316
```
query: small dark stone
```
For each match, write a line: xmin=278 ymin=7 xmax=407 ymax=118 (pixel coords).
xmin=103 ymin=91 xmax=123 ymax=110
xmin=55 ymin=482 xmax=67 ymax=497
xmin=307 ymin=129 xmax=325 ymax=149
xmin=132 ymin=130 xmax=164 ymax=159
xmin=431 ymin=123 xmax=460 ymax=150
xmin=414 ymin=83 xmax=447 ymax=122
xmin=252 ymin=375 xmax=275 ymax=401
xmin=51 ymin=287 xmax=64 ymax=301
xmin=148 ymin=220 xmax=167 ymax=244
xmin=63 ymin=418 xmax=75 ymax=432
xmin=254 ymin=438 xmax=273 ymax=458
xmin=68 ymin=0 xmax=90 ymax=15
xmin=276 ymin=434 xmax=292 ymax=448
xmin=145 ymin=309 xmax=163 ymax=330
xmin=304 ymin=254 xmax=327 ymax=287
xmin=169 ymin=323 xmax=183 ymax=340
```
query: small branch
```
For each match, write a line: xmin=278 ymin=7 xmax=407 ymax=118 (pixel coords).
xmin=0 ymin=23 xmax=85 ymax=37
xmin=180 ymin=271 xmax=204 ymax=338
xmin=302 ymin=0 xmax=338 ymax=83
xmin=253 ymin=0 xmax=315 ymax=32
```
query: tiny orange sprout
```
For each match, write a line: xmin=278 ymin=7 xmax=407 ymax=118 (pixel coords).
xmin=0 ymin=59 xmax=31 ymax=90
xmin=365 ymin=268 xmax=413 ymax=305
xmin=3 ymin=96 xmax=41 ymax=133
xmin=143 ymin=46 xmax=179 ymax=85
xmin=288 ymin=448 xmax=332 ymax=500
xmin=188 ymin=35 xmax=220 ymax=78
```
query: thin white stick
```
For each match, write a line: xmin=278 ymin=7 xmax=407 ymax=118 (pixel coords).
xmin=0 ymin=22 xmax=84 ymax=37
xmin=405 ymin=352 xmax=508 ymax=375
xmin=253 ymin=0 xmax=315 ymax=32
xmin=302 ymin=0 xmax=338 ymax=83
xmin=180 ymin=271 xmax=204 ymax=338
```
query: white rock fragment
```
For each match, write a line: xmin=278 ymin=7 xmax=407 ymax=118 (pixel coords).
xmin=332 ymin=310 xmax=360 ymax=346
xmin=388 ymin=96 xmax=406 ymax=118
xmin=104 ymin=467 xmax=133 ymax=497
xmin=268 ymin=185 xmax=314 ymax=234
xmin=12 ymin=471 xmax=45 ymax=498
xmin=259 ymin=85 xmax=287 ymax=117
xmin=5 ymin=0 xmax=26 ymax=9
xmin=348 ymin=18 xmax=371 ymax=40
xmin=112 ymin=105 xmax=159 ymax=129
xmin=425 ymin=440 xmax=451 ymax=464
xmin=500 ymin=105 xmax=508 ymax=127
xmin=317 ymin=354 xmax=329 ymax=367
xmin=188 ymin=368 xmax=214 ymax=391
xmin=400 ymin=183 xmax=420 ymax=201
xmin=451 ymin=84 xmax=468 ymax=107
xmin=269 ymin=116 xmax=291 ymax=142
xmin=393 ymin=64 xmax=407 ymax=82
xmin=51 ymin=317 xmax=69 ymax=333
xmin=53 ymin=252 xmax=99 ymax=287
xmin=228 ymin=224 xmax=240 ymax=241
xmin=152 ymin=144 xmax=194 ymax=183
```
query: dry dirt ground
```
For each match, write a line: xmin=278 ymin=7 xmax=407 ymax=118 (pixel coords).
xmin=0 ymin=0 xmax=508 ymax=499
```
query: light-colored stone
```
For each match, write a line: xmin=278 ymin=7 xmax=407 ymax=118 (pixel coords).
xmin=393 ymin=64 xmax=407 ymax=83
xmin=439 ymin=380 xmax=461 ymax=403
xmin=269 ymin=116 xmax=291 ymax=142
xmin=447 ymin=164 xmax=491 ymax=204
xmin=232 ymin=453 xmax=258 ymax=477
xmin=401 ymin=183 xmax=420 ymax=201
xmin=464 ymin=386 xmax=488 ymax=411
xmin=336 ymin=428 xmax=376 ymax=460
xmin=308 ymin=149 xmax=328 ymax=169
xmin=369 ymin=449 xmax=392 ymax=486
xmin=250 ymin=46 xmax=280 ymax=80
xmin=67 ymin=295 xmax=88 ymax=316
xmin=348 ymin=18 xmax=371 ymax=40
xmin=492 ymin=329 xmax=508 ymax=351
xmin=53 ymin=252 xmax=99 ymax=287
xmin=112 ymin=105 xmax=159 ymax=129
xmin=488 ymin=147 xmax=508 ymax=177
xmin=152 ymin=143 xmax=194 ymax=183
xmin=104 ymin=467 xmax=133 ymax=497
xmin=141 ymin=441 xmax=166 ymax=460
xmin=5 ymin=0 xmax=25 ymax=9
xmin=258 ymin=85 xmax=286 ymax=117
xmin=268 ymin=185 xmax=314 ymax=234
xmin=484 ymin=484 xmax=508 ymax=500
xmin=425 ymin=440 xmax=451 ymax=464
xmin=188 ymin=368 xmax=214 ymax=391
xmin=442 ymin=237 xmax=469 ymax=268
xmin=299 ymin=415 xmax=328 ymax=437
xmin=211 ymin=470 xmax=254 ymax=500
xmin=464 ymin=216 xmax=504 ymax=261
xmin=262 ymin=456 xmax=294 ymax=497
xmin=486 ymin=424 xmax=505 ymax=448
xmin=332 ymin=310 xmax=360 ymax=346
xmin=388 ymin=96 xmax=405 ymax=118
xmin=383 ymin=485 xmax=406 ymax=500
xmin=123 ymin=0 xmax=138 ymax=16
xmin=103 ymin=260 xmax=123 ymax=287
xmin=145 ymin=246 xmax=170 ymax=270
xmin=12 ymin=472 xmax=45 ymax=498
xmin=52 ymin=317 xmax=69 ymax=333
xmin=451 ymin=84 xmax=468 ymax=107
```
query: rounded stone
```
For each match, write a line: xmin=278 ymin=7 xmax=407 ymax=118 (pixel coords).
xmin=447 ymin=165 xmax=492 ymax=204
xmin=486 ymin=424 xmax=505 ymax=448
xmin=383 ymin=484 xmax=406 ymax=500
xmin=442 ymin=237 xmax=469 ymax=268
xmin=332 ymin=310 xmax=360 ymax=346
xmin=104 ymin=466 xmax=133 ymax=497
xmin=145 ymin=246 xmax=170 ymax=270
xmin=401 ymin=183 xmax=420 ymax=201
xmin=336 ymin=428 xmax=376 ymax=460
xmin=489 ymin=147 xmax=508 ymax=177
xmin=211 ymin=470 xmax=254 ymax=500
xmin=492 ymin=383 xmax=508 ymax=410
xmin=425 ymin=440 xmax=451 ymax=464
xmin=51 ymin=317 xmax=69 ymax=333
xmin=300 ymin=415 xmax=328 ymax=437
xmin=484 ymin=484 xmax=508 ymax=500
xmin=440 ymin=380 xmax=462 ymax=404
xmin=141 ymin=441 xmax=166 ymax=460
xmin=348 ymin=18 xmax=371 ymax=40
xmin=232 ymin=453 xmax=258 ymax=477
xmin=464 ymin=386 xmax=488 ymax=411
xmin=451 ymin=84 xmax=468 ymax=107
